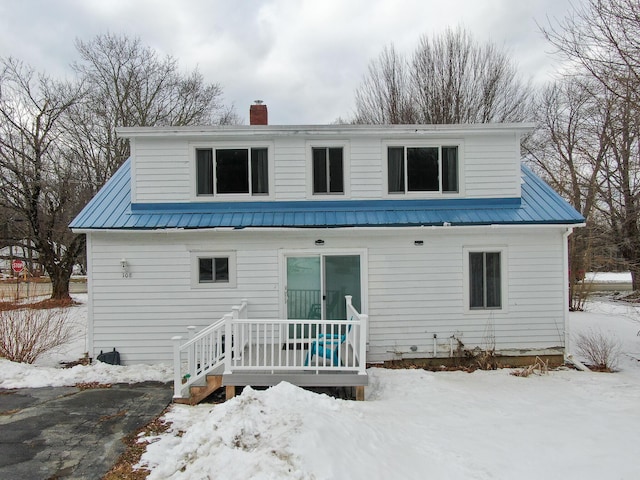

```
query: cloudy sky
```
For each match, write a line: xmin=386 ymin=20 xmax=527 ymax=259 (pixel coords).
xmin=0 ymin=0 xmax=580 ymax=124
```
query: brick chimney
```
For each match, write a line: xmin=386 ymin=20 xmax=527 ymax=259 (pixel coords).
xmin=249 ymin=101 xmax=268 ymax=125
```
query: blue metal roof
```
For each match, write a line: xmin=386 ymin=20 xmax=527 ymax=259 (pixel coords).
xmin=70 ymin=158 xmax=584 ymax=230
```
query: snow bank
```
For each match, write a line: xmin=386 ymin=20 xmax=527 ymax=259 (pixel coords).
xmin=142 ymin=383 xmax=317 ymax=480
xmin=139 ymin=364 xmax=640 ymax=480
xmin=137 ymin=297 xmax=640 ymax=480
xmin=0 ymin=358 xmax=172 ymax=388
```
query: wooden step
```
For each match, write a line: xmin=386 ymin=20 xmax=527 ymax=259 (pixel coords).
xmin=174 ymin=374 xmax=223 ymax=405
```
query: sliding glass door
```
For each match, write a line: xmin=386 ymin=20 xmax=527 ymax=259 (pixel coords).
xmin=286 ymin=254 xmax=361 ymax=337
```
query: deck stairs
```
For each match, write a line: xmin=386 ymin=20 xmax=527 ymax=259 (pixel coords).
xmin=173 ymin=374 xmax=223 ymax=405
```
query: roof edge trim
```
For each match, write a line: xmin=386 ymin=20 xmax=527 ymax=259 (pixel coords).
xmin=130 ymin=197 xmax=523 ymax=214
xmin=116 ymin=122 xmax=535 ymax=139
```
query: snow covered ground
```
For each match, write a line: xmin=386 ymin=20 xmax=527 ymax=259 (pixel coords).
xmin=0 ymin=294 xmax=171 ymax=388
xmin=585 ymin=271 xmax=632 ymax=283
xmin=2 ymin=294 xmax=640 ymax=479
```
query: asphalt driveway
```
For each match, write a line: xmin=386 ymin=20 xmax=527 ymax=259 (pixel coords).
xmin=0 ymin=382 xmax=172 ymax=480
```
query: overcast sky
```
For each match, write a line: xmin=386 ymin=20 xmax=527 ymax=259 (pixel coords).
xmin=0 ymin=0 xmax=580 ymax=124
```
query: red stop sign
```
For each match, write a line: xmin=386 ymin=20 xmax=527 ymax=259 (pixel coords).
xmin=11 ymin=259 xmax=24 ymax=273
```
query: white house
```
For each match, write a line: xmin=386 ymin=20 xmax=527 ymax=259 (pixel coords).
xmin=71 ymin=104 xmax=584 ymax=401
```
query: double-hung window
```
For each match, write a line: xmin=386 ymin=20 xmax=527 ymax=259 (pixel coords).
xmin=387 ymin=145 xmax=458 ymax=194
xmin=196 ymin=147 xmax=269 ymax=196
xmin=312 ymin=147 xmax=344 ymax=194
xmin=469 ymin=251 xmax=502 ymax=309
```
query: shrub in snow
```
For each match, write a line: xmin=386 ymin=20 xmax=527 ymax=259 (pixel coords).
xmin=511 ymin=357 xmax=549 ymax=377
xmin=0 ymin=307 xmax=74 ymax=364
xmin=575 ymin=328 xmax=621 ymax=371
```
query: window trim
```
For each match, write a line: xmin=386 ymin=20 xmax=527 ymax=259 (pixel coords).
xmin=306 ymin=140 xmax=350 ymax=199
xmin=190 ymin=142 xmax=274 ymax=201
xmin=190 ymin=251 xmax=237 ymax=289
xmin=383 ymin=140 xmax=463 ymax=197
xmin=462 ymin=246 xmax=508 ymax=314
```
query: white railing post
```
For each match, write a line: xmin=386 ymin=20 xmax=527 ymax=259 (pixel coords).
xmin=172 ymin=336 xmax=183 ymax=398
xmin=224 ymin=313 xmax=233 ymax=374
xmin=345 ymin=295 xmax=353 ymax=369
xmin=359 ymin=314 xmax=368 ymax=375
xmin=186 ymin=326 xmax=196 ymax=379
xmin=238 ymin=299 xmax=249 ymax=359
xmin=232 ymin=305 xmax=240 ymax=361
xmin=187 ymin=326 xmax=196 ymax=339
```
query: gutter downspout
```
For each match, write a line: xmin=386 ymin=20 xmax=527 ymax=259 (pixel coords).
xmin=562 ymin=227 xmax=590 ymax=372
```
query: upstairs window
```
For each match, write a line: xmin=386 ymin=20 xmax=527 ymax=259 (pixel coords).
xmin=196 ymin=147 xmax=268 ymax=196
xmin=312 ymin=147 xmax=344 ymax=194
xmin=387 ymin=146 xmax=458 ymax=194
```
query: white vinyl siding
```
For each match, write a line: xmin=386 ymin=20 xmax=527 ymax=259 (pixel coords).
xmin=274 ymin=137 xmax=306 ymax=200
xmin=349 ymin=138 xmax=383 ymax=199
xmin=463 ymin=134 xmax=520 ymax=198
xmin=132 ymin=138 xmax=191 ymax=203
xmin=87 ymin=227 xmax=566 ymax=364
xmin=129 ymin=130 xmax=522 ymax=203
xmin=367 ymin=231 xmax=563 ymax=360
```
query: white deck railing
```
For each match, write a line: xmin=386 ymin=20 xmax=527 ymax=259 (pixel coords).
xmin=172 ymin=296 xmax=367 ymax=399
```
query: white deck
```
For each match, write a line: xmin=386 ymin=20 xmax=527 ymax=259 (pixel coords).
xmin=173 ymin=297 xmax=368 ymax=399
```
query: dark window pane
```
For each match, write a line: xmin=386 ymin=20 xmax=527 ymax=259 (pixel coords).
xmin=329 ymin=147 xmax=344 ymax=193
xmin=407 ymin=147 xmax=438 ymax=191
xmin=485 ymin=252 xmax=501 ymax=308
xmin=469 ymin=252 xmax=484 ymax=308
xmin=216 ymin=149 xmax=249 ymax=194
xmin=312 ymin=148 xmax=327 ymax=193
xmin=214 ymin=257 xmax=229 ymax=282
xmin=442 ymin=146 xmax=458 ymax=193
xmin=251 ymin=148 xmax=269 ymax=195
xmin=199 ymin=258 xmax=213 ymax=282
xmin=388 ymin=147 xmax=405 ymax=193
xmin=196 ymin=149 xmax=213 ymax=195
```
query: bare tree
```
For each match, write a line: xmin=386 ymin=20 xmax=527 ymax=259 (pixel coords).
xmin=1 ymin=34 xmax=238 ymax=300
xmin=541 ymin=0 xmax=640 ymax=289
xmin=353 ymin=27 xmax=532 ymax=124
xmin=412 ymin=27 xmax=531 ymax=123
xmin=526 ymin=79 xmax=607 ymax=217
xmin=0 ymin=58 xmax=87 ymax=299
xmin=542 ymin=0 xmax=640 ymax=109
xmin=597 ymin=78 xmax=640 ymax=288
xmin=354 ymin=45 xmax=416 ymax=124
xmin=66 ymin=33 xmax=239 ymax=193
xmin=524 ymin=78 xmax=610 ymax=307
